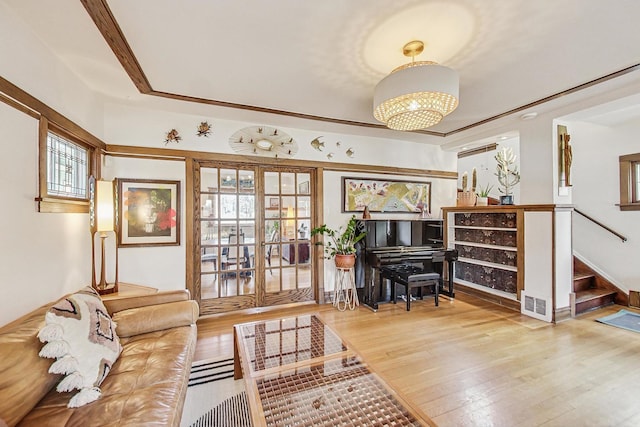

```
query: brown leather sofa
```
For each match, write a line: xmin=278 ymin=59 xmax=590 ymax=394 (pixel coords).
xmin=0 ymin=290 xmax=199 ymax=427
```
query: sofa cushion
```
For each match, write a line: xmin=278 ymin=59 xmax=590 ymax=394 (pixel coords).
xmin=102 ymin=290 xmax=190 ymax=315
xmin=19 ymin=325 xmax=197 ymax=427
xmin=0 ymin=304 xmax=61 ymax=427
xmin=38 ymin=287 xmax=122 ymax=408
xmin=111 ymin=300 xmax=199 ymax=338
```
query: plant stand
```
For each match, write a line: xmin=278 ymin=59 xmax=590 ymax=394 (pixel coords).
xmin=334 ymin=267 xmax=359 ymax=311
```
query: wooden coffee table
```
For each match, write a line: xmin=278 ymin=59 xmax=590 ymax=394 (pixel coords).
xmin=233 ymin=314 xmax=435 ymax=426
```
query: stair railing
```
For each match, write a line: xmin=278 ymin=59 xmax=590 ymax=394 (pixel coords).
xmin=574 ymin=208 xmax=628 ymax=242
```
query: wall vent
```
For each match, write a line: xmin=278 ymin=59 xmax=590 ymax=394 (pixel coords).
xmin=521 ymin=292 xmax=552 ymax=322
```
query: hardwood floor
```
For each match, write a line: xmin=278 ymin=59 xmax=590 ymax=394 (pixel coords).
xmin=201 ymin=257 xmax=311 ymax=298
xmin=194 ymin=293 xmax=640 ymax=426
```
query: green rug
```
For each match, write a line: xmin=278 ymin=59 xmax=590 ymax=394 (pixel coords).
xmin=596 ymin=309 xmax=640 ymax=333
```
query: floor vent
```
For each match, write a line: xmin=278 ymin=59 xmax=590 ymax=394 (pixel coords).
xmin=521 ymin=292 xmax=552 ymax=322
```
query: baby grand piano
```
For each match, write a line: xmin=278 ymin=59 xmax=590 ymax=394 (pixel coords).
xmin=355 ymin=219 xmax=458 ymax=311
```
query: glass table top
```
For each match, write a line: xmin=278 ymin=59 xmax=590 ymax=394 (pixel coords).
xmin=255 ymin=356 xmax=422 ymax=427
xmin=234 ymin=314 xmax=432 ymax=426
xmin=237 ymin=314 xmax=348 ymax=374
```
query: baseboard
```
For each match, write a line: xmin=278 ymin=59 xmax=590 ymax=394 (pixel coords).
xmin=198 ymin=300 xmax=318 ymax=320
xmin=454 ymin=282 xmax=521 ymax=312
xmin=554 ymin=306 xmax=572 ymax=322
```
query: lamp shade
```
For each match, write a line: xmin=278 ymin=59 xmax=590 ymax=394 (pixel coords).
xmin=373 ymin=61 xmax=459 ymax=131
xmin=95 ymin=180 xmax=115 ymax=232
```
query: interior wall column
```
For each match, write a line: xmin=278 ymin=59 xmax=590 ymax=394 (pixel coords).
xmin=518 ymin=116 xmax=556 ymax=205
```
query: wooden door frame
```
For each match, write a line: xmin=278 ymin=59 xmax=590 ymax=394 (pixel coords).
xmin=189 ymin=160 xmax=260 ymax=314
xmin=259 ymin=165 xmax=317 ymax=308
xmin=187 ymin=159 xmax=321 ymax=314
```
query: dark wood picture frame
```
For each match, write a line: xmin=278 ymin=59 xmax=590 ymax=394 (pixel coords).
xmin=116 ymin=178 xmax=181 ymax=247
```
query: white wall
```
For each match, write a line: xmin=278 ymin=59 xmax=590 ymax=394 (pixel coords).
xmin=0 ymin=6 xmax=105 ymax=326
xmin=102 ymin=157 xmax=186 ymax=291
xmin=518 ymin=117 xmax=556 ymax=205
xmin=457 ymin=137 xmax=520 ymax=202
xmin=0 ymin=102 xmax=92 ymax=327
xmin=554 ymin=210 xmax=573 ymax=310
xmin=102 ymin=100 xmax=458 ymax=292
xmin=103 ymin=101 xmax=457 ymax=171
xmin=523 ymin=211 xmax=554 ymax=321
xmin=568 ymin=120 xmax=640 ymax=292
xmin=0 ymin=3 xmax=104 ymax=138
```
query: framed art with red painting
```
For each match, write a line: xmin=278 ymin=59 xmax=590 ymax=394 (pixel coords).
xmin=116 ymin=178 xmax=181 ymax=247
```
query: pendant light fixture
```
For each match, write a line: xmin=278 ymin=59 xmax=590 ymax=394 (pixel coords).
xmin=373 ymin=40 xmax=459 ymax=131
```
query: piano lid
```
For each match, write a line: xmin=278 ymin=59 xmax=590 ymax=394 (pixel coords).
xmin=360 ymin=219 xmax=443 ymax=249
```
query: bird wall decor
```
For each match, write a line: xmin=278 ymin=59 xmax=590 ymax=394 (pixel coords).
xmin=164 ymin=129 xmax=181 ymax=145
xmin=196 ymin=121 xmax=212 ymax=137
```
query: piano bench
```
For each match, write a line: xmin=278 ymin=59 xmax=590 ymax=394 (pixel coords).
xmin=391 ymin=272 xmax=441 ymax=311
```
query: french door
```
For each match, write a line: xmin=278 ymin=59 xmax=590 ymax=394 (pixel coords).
xmin=193 ymin=161 xmax=315 ymax=315
xmin=262 ymin=168 xmax=313 ymax=307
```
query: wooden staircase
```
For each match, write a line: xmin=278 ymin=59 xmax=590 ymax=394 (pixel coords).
xmin=573 ymin=272 xmax=616 ymax=314
xmin=572 ymin=257 xmax=628 ymax=316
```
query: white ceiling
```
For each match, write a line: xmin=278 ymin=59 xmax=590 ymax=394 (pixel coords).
xmin=4 ymin=0 xmax=640 ymax=144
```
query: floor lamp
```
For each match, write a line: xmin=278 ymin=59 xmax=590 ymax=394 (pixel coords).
xmin=91 ymin=178 xmax=118 ymax=295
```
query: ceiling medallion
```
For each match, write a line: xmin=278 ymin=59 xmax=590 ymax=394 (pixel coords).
xmin=229 ymin=126 xmax=298 ymax=158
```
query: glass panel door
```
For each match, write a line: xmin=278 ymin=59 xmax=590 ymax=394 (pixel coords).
xmin=263 ymin=169 xmax=313 ymax=306
xmin=199 ymin=165 xmax=256 ymax=312
xmin=196 ymin=163 xmax=315 ymax=314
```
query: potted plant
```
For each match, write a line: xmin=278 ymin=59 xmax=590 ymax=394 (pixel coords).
xmin=495 ymin=147 xmax=521 ymax=205
xmin=457 ymin=168 xmax=477 ymax=206
xmin=311 ymin=215 xmax=366 ymax=268
xmin=476 ymin=183 xmax=493 ymax=206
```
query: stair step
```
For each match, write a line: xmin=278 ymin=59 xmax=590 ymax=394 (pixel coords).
xmin=576 ymin=288 xmax=616 ymax=302
xmin=575 ymin=288 xmax=617 ymax=314
xmin=573 ymin=273 xmax=596 ymax=292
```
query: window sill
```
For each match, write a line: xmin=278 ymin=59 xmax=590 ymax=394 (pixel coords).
xmin=617 ymin=203 xmax=640 ymax=212
xmin=36 ymin=197 xmax=89 ymax=213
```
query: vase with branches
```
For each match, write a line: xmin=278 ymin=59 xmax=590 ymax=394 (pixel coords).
xmin=495 ymin=147 xmax=521 ymax=205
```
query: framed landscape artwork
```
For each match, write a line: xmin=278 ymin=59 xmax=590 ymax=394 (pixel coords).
xmin=117 ymin=178 xmax=181 ymax=247
xmin=342 ymin=177 xmax=431 ymax=214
